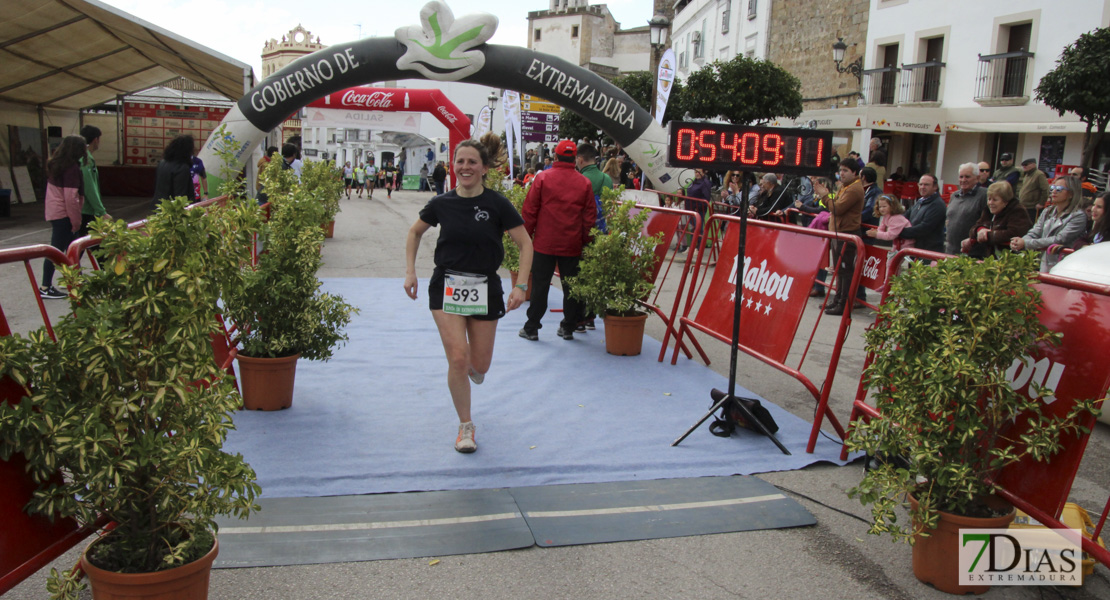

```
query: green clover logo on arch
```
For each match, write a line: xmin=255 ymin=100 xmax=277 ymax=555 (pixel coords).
xmin=396 ymin=1 xmax=497 ymax=81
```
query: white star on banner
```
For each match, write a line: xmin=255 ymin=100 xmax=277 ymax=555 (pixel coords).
xmin=746 ymin=297 xmax=754 ymax=308
xmin=764 ymin=303 xmax=772 ymax=315
xmin=755 ymin=300 xmax=763 ymax=312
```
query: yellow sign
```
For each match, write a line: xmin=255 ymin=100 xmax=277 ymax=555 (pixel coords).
xmin=522 ymin=94 xmax=560 ymax=114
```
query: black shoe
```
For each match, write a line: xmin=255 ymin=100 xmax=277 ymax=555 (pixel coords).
xmin=825 ymin=302 xmax=845 ymax=316
xmin=39 ymin=285 xmax=66 ymax=299
xmin=584 ymin=320 xmax=596 ymax=330
xmin=575 ymin=322 xmax=587 ymax=333
xmin=556 ymin=326 xmax=574 ymax=340
xmin=809 ymin=286 xmax=825 ymax=298
xmin=518 ymin=328 xmax=539 ymax=341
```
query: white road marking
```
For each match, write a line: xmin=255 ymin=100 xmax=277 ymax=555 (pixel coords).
xmin=219 ymin=512 xmax=521 ymax=535
xmin=524 ymin=494 xmax=787 ymax=518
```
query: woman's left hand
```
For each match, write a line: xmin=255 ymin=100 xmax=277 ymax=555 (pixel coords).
xmin=1010 ymin=237 xmax=1026 ymax=251
xmin=507 ymin=287 xmax=525 ymax=311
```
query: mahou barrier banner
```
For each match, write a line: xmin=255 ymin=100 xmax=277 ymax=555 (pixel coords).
xmin=693 ymin=222 xmax=827 ymax=363
xmin=994 ymin=280 xmax=1110 ymax=517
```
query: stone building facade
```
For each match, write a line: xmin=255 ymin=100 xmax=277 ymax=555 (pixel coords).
xmin=528 ymin=0 xmax=650 ymax=79
xmin=766 ymin=0 xmax=869 ymax=112
xmin=261 ymin=25 xmax=325 ymax=144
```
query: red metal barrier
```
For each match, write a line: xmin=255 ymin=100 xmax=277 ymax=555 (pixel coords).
xmin=0 ymin=196 xmax=245 ymax=593
xmin=626 ymin=203 xmax=706 ymax=363
xmin=669 ymin=214 xmax=867 ymax=453
xmin=0 ymin=246 xmax=92 ymax=595
xmin=843 ymin=247 xmax=1110 ymax=569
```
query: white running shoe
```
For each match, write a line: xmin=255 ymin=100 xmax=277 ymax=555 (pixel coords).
xmin=455 ymin=421 xmax=477 ymax=453
xmin=468 ymin=367 xmax=484 ymax=385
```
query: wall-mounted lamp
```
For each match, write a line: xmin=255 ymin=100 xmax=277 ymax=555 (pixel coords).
xmin=832 ymin=37 xmax=863 ymax=85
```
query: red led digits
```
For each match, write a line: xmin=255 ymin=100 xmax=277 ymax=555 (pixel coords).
xmin=667 ymin=122 xmax=831 ymax=174
xmin=676 ymin=128 xmax=696 ymax=160
xmin=761 ymin=134 xmax=783 ymax=166
xmin=802 ymin=137 xmax=825 ymax=167
xmin=698 ymin=129 xmax=718 ymax=162
xmin=740 ymin=132 xmax=759 ymax=164
xmin=720 ymin=131 xmax=740 ymax=161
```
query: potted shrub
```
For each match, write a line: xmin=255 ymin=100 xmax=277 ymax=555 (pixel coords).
xmin=223 ymin=157 xmax=357 ymax=410
xmin=298 ymin=160 xmax=343 ymax=238
xmin=0 ymin=197 xmax=261 ymax=599
xmin=845 ymin=251 xmax=1099 ymax=595
xmin=498 ymin=181 xmax=530 ymax=300
xmin=567 ymin=187 xmax=664 ymax=356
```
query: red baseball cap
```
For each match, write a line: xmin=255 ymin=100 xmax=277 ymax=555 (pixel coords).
xmin=554 ymin=140 xmax=577 ymax=157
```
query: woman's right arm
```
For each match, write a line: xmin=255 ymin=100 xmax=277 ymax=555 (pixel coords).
xmin=404 ymin=218 xmax=432 ymax=299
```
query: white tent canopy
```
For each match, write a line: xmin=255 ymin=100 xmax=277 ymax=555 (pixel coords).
xmin=1 ymin=0 xmax=254 ymax=111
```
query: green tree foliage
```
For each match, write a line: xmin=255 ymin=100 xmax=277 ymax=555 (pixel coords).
xmin=1035 ymin=27 xmax=1110 ymax=174
xmin=684 ymin=56 xmax=802 ymax=124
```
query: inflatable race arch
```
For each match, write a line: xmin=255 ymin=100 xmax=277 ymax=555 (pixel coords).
xmin=200 ymin=0 xmax=686 ymax=194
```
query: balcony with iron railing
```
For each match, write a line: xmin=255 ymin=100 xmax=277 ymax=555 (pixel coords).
xmin=898 ymin=61 xmax=945 ymax=106
xmin=859 ymin=67 xmax=899 ymax=106
xmin=974 ymin=51 xmax=1035 ymax=106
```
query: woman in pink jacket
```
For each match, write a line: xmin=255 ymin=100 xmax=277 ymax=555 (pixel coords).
xmin=40 ymin=135 xmax=87 ymax=299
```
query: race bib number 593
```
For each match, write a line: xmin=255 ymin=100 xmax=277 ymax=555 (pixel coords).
xmin=443 ymin=272 xmax=489 ymax=316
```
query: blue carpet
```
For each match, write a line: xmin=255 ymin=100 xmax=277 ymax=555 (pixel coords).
xmin=223 ymin=278 xmax=849 ymax=499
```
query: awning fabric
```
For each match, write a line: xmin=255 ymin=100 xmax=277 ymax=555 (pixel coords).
xmin=1 ymin=0 xmax=254 ymax=110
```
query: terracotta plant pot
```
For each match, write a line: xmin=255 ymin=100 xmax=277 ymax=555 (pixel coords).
xmin=909 ymin=494 xmax=1015 ymax=595
xmin=602 ymin=312 xmax=648 ymax=356
xmin=322 ymin=220 xmax=335 ymax=239
xmin=81 ymin=536 xmax=219 ymax=600
xmin=236 ymin=353 xmax=301 ymax=410
xmin=509 ymin=271 xmax=532 ymax=301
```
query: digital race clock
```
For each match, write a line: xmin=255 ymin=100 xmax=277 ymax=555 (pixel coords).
xmin=666 ymin=122 xmax=833 ymax=176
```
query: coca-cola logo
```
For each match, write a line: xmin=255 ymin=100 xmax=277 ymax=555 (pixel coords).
xmin=863 ymin=256 xmax=882 ymax=280
xmin=437 ymin=106 xmax=457 ymax=124
xmin=341 ymin=90 xmax=395 ymax=108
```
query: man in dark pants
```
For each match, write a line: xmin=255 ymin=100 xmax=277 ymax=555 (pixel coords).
xmin=520 ymin=140 xmax=596 ymax=341
xmin=432 ymin=161 xmax=447 ymax=195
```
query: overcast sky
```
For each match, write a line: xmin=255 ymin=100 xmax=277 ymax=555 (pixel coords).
xmin=99 ymin=0 xmax=652 ymax=77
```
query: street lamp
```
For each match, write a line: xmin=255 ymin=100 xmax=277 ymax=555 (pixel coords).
xmin=832 ymin=37 xmax=863 ymax=85
xmin=648 ymin=13 xmax=671 ymax=120
xmin=648 ymin=14 xmax=670 ymax=47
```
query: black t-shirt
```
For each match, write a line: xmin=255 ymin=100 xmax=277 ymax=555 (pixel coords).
xmin=418 ymin=188 xmax=524 ymax=275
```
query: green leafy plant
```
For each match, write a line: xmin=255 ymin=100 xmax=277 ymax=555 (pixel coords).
xmin=845 ymin=252 xmax=1099 ymax=543
xmin=298 ymin=159 xmax=344 ymax=222
xmin=567 ymin=186 xmax=663 ymax=317
xmin=223 ymin=157 xmax=357 ymax=360
xmin=499 ymin=183 xmax=527 ymax=272
xmin=0 ymin=197 xmax=262 ymax=598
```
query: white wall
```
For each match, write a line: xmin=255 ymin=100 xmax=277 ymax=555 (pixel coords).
xmin=868 ymin=0 xmax=1110 ymax=111
xmin=672 ymin=0 xmax=770 ymax=81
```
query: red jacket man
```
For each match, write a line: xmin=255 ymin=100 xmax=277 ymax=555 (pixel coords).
xmin=520 ymin=140 xmax=596 ymax=341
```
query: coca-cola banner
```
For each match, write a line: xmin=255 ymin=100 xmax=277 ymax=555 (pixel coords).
xmin=692 ymin=222 xmax=827 ymax=363
xmin=859 ymin=244 xmax=889 ymax=292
